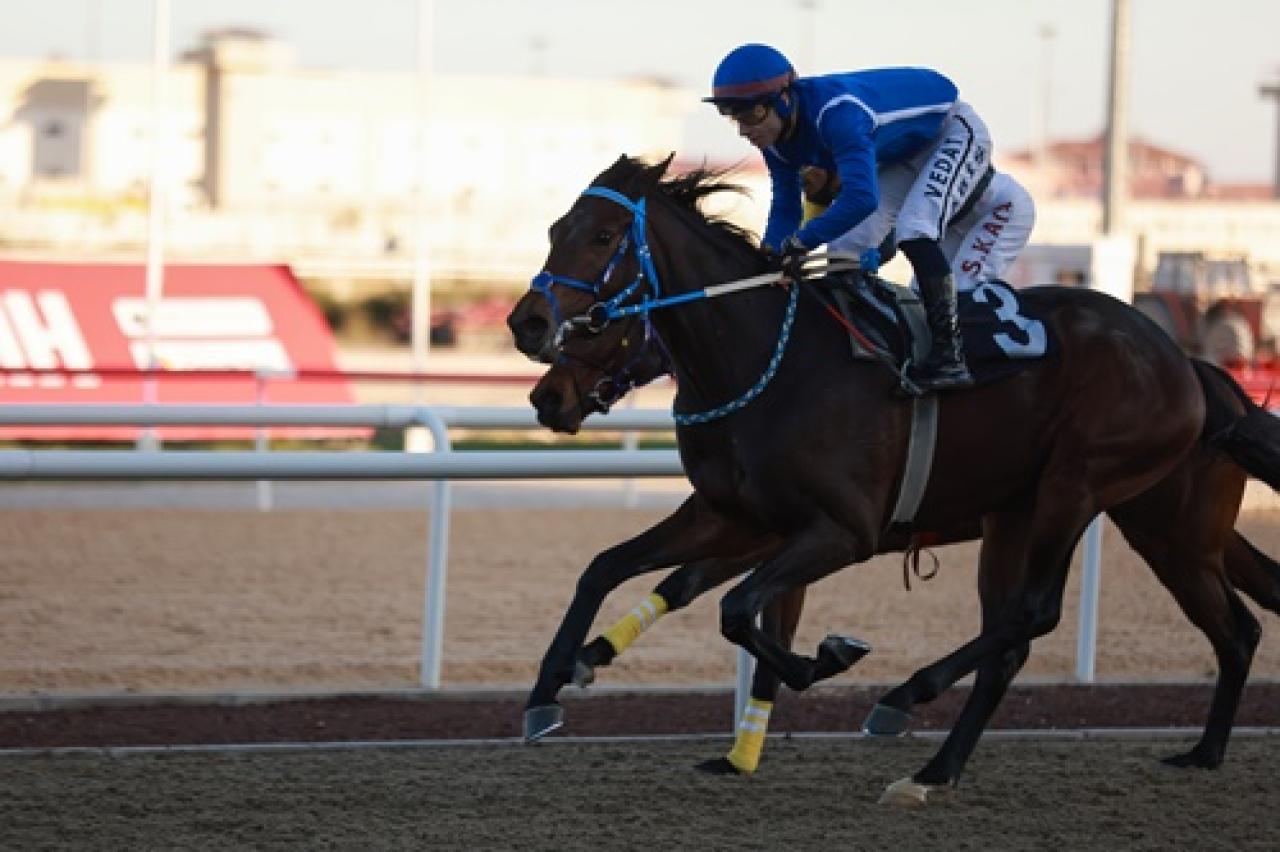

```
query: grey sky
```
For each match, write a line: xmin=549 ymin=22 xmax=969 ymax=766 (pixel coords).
xmin=6 ymin=0 xmax=1280 ymax=182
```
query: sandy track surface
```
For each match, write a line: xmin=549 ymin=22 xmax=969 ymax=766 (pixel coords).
xmin=2 ymin=507 xmax=1280 ymax=696
xmin=4 ymin=736 xmax=1279 ymax=849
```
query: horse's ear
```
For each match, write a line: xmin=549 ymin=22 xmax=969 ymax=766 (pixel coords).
xmin=629 ymin=152 xmax=675 ymax=197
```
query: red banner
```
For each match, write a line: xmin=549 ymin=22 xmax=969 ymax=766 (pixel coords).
xmin=0 ymin=260 xmax=362 ymax=441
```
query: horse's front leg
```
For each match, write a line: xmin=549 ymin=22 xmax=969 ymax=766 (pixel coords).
xmin=719 ymin=515 xmax=871 ymax=693
xmin=696 ymin=584 xmax=807 ymax=776
xmin=524 ymin=494 xmax=760 ymax=741
xmin=574 ymin=547 xmax=775 ymax=687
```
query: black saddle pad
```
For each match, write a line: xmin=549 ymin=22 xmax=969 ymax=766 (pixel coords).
xmin=837 ymin=277 xmax=1058 ymax=386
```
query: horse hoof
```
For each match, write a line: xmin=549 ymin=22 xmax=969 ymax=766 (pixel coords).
xmin=572 ymin=659 xmax=595 ymax=688
xmin=878 ymin=777 xmax=947 ymax=807
xmin=1161 ymin=748 xmax=1222 ymax=770
xmin=695 ymin=757 xmax=746 ymax=776
xmin=523 ymin=704 xmax=565 ymax=742
xmin=816 ymin=634 xmax=871 ymax=676
xmin=862 ymin=703 xmax=912 ymax=737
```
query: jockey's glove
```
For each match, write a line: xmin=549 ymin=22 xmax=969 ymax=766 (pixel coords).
xmin=778 ymin=235 xmax=809 ymax=282
xmin=859 ymin=247 xmax=881 ymax=274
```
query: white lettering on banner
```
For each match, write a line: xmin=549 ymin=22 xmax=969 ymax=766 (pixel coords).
xmin=2 ymin=291 xmax=92 ymax=369
xmin=0 ymin=291 xmax=100 ymax=389
xmin=0 ymin=300 xmax=24 ymax=368
xmin=971 ymin=282 xmax=1048 ymax=357
xmin=127 ymin=339 xmax=291 ymax=371
xmin=113 ymin=297 xmax=274 ymax=338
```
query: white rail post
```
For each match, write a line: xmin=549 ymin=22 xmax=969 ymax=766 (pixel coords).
xmin=138 ymin=0 xmax=169 ymax=453
xmin=621 ymin=393 xmax=640 ymax=507
xmin=416 ymin=407 xmax=451 ymax=689
xmin=1075 ymin=515 xmax=1104 ymax=682
xmin=734 ymin=645 xmax=755 ymax=727
xmin=254 ymin=369 xmax=273 ymax=512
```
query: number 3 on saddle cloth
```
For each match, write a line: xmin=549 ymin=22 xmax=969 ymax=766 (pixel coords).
xmin=829 ymin=275 xmax=1054 ymax=386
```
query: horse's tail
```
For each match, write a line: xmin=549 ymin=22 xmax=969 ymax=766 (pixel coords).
xmin=1193 ymin=358 xmax=1280 ymax=492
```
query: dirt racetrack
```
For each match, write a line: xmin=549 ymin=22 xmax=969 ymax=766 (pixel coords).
xmin=4 ymin=502 xmax=1280 ymax=847
xmin=4 ymin=736 xmax=1279 ymax=848
xmin=3 ymin=504 xmax=1280 ymax=695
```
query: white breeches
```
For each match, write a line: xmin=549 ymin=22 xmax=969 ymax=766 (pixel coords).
xmin=941 ymin=171 xmax=1036 ymax=291
xmin=829 ymin=101 xmax=999 ymax=259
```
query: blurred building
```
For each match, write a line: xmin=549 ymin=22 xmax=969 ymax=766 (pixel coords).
xmin=3 ymin=30 xmax=1280 ymax=304
xmin=0 ymin=30 xmax=691 ymax=294
xmin=991 ymin=137 xmax=1280 ymax=279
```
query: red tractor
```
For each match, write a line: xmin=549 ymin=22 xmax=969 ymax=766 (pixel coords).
xmin=1133 ymin=252 xmax=1280 ymax=368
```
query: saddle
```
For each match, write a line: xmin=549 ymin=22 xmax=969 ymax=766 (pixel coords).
xmin=828 ymin=274 xmax=931 ymax=369
xmin=824 ymin=273 xmax=1054 ymax=386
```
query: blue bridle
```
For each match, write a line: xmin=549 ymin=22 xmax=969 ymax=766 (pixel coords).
xmin=528 ymin=186 xmax=662 ymax=337
xmin=527 ymin=183 xmax=799 ymax=427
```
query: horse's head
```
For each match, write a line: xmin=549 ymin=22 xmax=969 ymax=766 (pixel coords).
xmin=507 ymin=154 xmax=675 ymax=363
xmin=529 ymin=309 xmax=672 ymax=433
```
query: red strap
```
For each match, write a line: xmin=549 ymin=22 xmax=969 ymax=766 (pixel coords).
xmin=817 ymin=299 xmax=890 ymax=359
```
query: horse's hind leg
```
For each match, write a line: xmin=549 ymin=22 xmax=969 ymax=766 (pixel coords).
xmin=1110 ymin=501 xmax=1261 ymax=768
xmin=1226 ymin=531 xmax=1280 ymax=617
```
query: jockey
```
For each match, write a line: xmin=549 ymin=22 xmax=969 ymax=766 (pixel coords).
xmin=801 ymin=165 xmax=1037 ymax=295
xmin=706 ymin=42 xmax=1001 ymax=393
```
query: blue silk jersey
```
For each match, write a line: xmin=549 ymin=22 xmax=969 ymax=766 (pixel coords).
xmin=762 ymin=67 xmax=959 ymax=250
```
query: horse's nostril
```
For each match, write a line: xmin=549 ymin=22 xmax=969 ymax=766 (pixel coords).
xmin=532 ymin=387 xmax=561 ymax=418
xmin=510 ymin=315 xmax=550 ymax=358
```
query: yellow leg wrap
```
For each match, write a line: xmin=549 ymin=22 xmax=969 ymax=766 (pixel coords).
xmin=601 ymin=593 xmax=669 ymax=656
xmin=725 ymin=698 xmax=773 ymax=774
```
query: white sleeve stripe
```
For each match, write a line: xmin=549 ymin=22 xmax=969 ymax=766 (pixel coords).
xmin=815 ymin=94 xmax=875 ymax=128
xmin=815 ymin=95 xmax=953 ymax=131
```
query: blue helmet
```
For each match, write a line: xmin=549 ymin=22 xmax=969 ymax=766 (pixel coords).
xmin=704 ymin=43 xmax=796 ymax=108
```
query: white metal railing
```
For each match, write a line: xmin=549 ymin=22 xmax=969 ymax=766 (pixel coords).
xmin=0 ymin=404 xmax=1108 ymax=720
xmin=0 ymin=404 xmax=681 ymax=694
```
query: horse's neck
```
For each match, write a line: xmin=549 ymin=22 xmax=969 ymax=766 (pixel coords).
xmin=648 ymin=231 xmax=793 ymax=408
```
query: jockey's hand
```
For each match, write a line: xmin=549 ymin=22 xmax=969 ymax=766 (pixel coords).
xmin=859 ymin=247 xmax=881 ymax=275
xmin=778 ymin=235 xmax=809 ymax=286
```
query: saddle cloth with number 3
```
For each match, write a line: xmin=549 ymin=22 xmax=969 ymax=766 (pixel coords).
xmin=833 ymin=276 xmax=1058 ymax=386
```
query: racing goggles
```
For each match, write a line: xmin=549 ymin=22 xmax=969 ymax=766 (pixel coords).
xmin=718 ymin=101 xmax=771 ymax=127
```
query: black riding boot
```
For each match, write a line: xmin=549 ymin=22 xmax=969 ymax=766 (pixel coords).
xmin=911 ymin=273 xmax=973 ymax=393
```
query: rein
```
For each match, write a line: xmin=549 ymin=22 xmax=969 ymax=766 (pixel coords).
xmin=528 ymin=184 xmax=861 ymax=426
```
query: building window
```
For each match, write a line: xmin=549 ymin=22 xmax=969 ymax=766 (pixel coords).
xmin=43 ymin=120 xmax=64 ymax=138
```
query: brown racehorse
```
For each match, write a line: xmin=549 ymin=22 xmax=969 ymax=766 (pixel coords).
xmin=519 ymin=292 xmax=1280 ymax=778
xmin=506 ymin=155 xmax=1280 ymax=798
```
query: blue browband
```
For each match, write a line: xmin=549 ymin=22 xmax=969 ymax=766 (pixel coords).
xmin=528 ymin=186 xmax=662 ymax=330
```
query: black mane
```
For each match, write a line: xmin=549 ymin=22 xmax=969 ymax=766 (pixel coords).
xmin=597 ymin=155 xmax=759 ymax=253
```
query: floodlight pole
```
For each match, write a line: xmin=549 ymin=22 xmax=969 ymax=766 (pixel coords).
xmin=141 ymin=0 xmax=170 ymax=449
xmin=1261 ymin=80 xmax=1280 ymax=200
xmin=411 ymin=0 xmax=436 ymax=384
xmin=1101 ymin=0 xmax=1130 ymax=235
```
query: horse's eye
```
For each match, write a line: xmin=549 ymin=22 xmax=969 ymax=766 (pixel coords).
xmin=593 ymin=230 xmax=614 ymax=246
